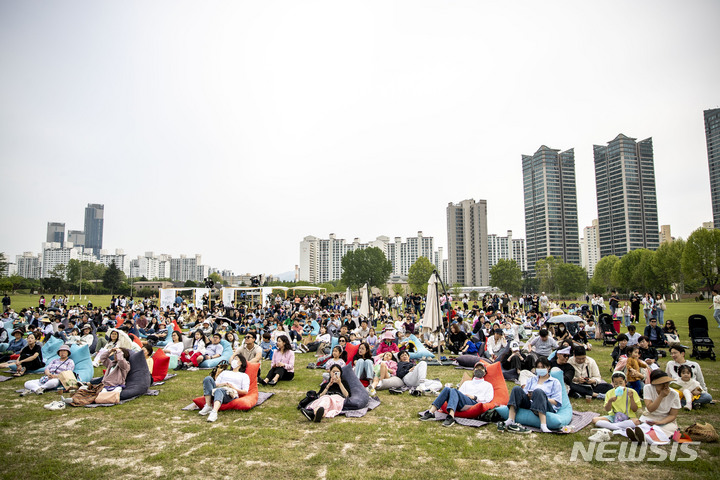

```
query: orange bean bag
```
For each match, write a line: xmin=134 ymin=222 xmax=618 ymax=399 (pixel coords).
xmin=192 ymin=362 xmax=260 ymax=411
xmin=440 ymin=361 xmax=509 ymax=418
xmin=151 ymin=348 xmax=170 ymax=382
xmin=172 ymin=320 xmax=182 ymax=333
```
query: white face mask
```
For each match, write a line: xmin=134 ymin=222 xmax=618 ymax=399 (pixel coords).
xmin=231 ymin=359 xmax=240 ymax=370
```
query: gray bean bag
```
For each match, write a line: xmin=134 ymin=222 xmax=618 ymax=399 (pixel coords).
xmin=341 ymin=364 xmax=370 ymax=410
xmin=119 ymin=350 xmax=152 ymax=401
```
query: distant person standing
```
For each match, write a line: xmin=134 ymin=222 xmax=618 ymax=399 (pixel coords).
xmin=630 ymin=291 xmax=641 ymax=324
xmin=710 ymin=289 xmax=720 ymax=328
xmin=2 ymin=294 xmax=10 ymax=312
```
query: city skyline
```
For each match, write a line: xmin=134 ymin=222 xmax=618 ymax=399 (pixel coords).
xmin=0 ymin=1 xmax=718 ymax=275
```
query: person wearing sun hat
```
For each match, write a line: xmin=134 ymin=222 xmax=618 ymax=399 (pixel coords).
xmin=622 ymin=370 xmax=681 ymax=443
xmin=21 ymin=344 xmax=75 ymax=395
xmin=375 ymin=330 xmax=399 ymax=356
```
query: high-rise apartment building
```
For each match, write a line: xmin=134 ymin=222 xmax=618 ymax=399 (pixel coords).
xmin=46 ymin=222 xmax=65 ymax=247
xmin=40 ymin=242 xmax=94 ymax=278
xmin=446 ymin=199 xmax=489 ymax=286
xmin=522 ymin=146 xmax=580 ymax=275
xmin=83 ymin=204 xmax=104 ymax=255
xmin=580 ymin=219 xmax=600 ymax=277
xmin=487 ymin=230 xmax=527 ymax=272
xmin=593 ymin=134 xmax=660 ymax=257
xmin=67 ymin=230 xmax=85 ymax=248
xmin=99 ymin=249 xmax=128 ymax=275
xmin=16 ymin=252 xmax=42 ymax=279
xmin=705 ymin=109 xmax=720 ymax=228
xmin=129 ymin=252 xmax=171 ymax=280
xmin=659 ymin=225 xmax=673 ymax=245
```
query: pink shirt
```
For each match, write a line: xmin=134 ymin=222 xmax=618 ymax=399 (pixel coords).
xmin=271 ymin=349 xmax=295 ymax=372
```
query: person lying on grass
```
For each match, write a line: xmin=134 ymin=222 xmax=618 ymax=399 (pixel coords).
xmin=419 ymin=361 xmax=494 ymax=427
xmin=502 ymin=357 xmax=562 ymax=433
xmin=368 ymin=351 xmax=397 ymax=396
xmin=300 ymin=364 xmax=350 ymax=423
xmin=199 ymin=356 xmax=249 ymax=423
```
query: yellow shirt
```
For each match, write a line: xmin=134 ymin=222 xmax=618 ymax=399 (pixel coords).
xmin=605 ymin=387 xmax=643 ymax=418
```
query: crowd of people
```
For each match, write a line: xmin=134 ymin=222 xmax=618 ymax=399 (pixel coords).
xmin=0 ymin=289 xmax=714 ymax=438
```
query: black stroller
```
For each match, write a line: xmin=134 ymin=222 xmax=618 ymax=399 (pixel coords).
xmin=598 ymin=313 xmax=617 ymax=347
xmin=688 ymin=314 xmax=716 ymax=361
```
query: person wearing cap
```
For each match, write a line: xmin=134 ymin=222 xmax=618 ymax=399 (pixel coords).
xmin=503 ymin=356 xmax=563 ymax=433
xmin=550 ymin=346 xmax=575 ymax=386
xmin=20 ymin=344 xmax=76 ymax=395
xmin=419 ymin=361 xmax=494 ymax=427
xmin=501 ymin=341 xmax=530 ymax=376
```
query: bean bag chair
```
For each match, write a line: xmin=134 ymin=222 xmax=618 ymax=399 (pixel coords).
xmin=406 ymin=334 xmax=435 ymax=360
xmin=119 ymin=350 xmax=152 ymax=401
xmin=130 ymin=334 xmax=143 ymax=348
xmin=198 ymin=340 xmax=233 ymax=368
xmin=89 ymin=333 xmax=98 ymax=354
xmin=192 ymin=362 xmax=261 ymax=411
xmin=440 ymin=361 xmax=509 ymax=418
xmin=328 ymin=339 xmax=360 ymax=364
xmin=0 ymin=343 xmax=7 ymax=351
xmin=17 ymin=336 xmax=64 ymax=373
xmin=341 ymin=364 xmax=370 ymax=410
xmin=69 ymin=344 xmax=94 ymax=383
xmin=168 ymin=355 xmax=179 ymax=370
xmin=310 ymin=320 xmax=320 ymax=336
xmin=456 ymin=354 xmax=483 ymax=368
xmin=172 ymin=320 xmax=182 ymax=333
xmin=494 ymin=368 xmax=572 ymax=430
xmin=155 ymin=325 xmax=174 ymax=347
xmin=151 ymin=348 xmax=170 ymax=382
xmin=182 ymin=336 xmax=194 ymax=350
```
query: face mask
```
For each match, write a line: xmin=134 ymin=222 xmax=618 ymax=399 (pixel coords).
xmin=231 ymin=359 xmax=240 ymax=370
xmin=536 ymin=368 xmax=548 ymax=377
xmin=473 ymin=369 xmax=486 ymax=379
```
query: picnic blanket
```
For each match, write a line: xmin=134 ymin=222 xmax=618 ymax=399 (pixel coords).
xmin=85 ymin=389 xmax=160 ymax=407
xmin=425 ymin=360 xmax=457 ymax=366
xmin=0 ymin=375 xmax=13 ymax=382
xmin=340 ymin=396 xmax=380 ymax=418
xmin=419 ymin=409 xmax=598 ymax=433
xmin=152 ymin=373 xmax=177 ymax=386
xmin=181 ymin=391 xmax=275 ymax=411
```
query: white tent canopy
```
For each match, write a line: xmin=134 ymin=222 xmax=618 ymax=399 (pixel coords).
xmin=359 ymin=283 xmax=370 ymax=318
xmin=345 ymin=287 xmax=352 ymax=307
xmin=159 ymin=288 xmax=208 ymax=309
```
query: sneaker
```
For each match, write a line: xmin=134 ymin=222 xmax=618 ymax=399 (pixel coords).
xmin=442 ymin=416 xmax=457 ymax=427
xmin=301 ymin=408 xmax=314 ymax=421
xmin=634 ymin=426 xmax=645 ymax=444
xmin=61 ymin=396 xmax=73 ymax=405
xmin=389 ymin=387 xmax=403 ymax=395
xmin=625 ymin=427 xmax=638 ymax=443
xmin=199 ymin=405 xmax=213 ymax=416
xmin=18 ymin=389 xmax=31 ymax=397
xmin=34 ymin=387 xmax=45 ymax=395
xmin=507 ymin=424 xmax=531 ymax=434
xmin=410 ymin=388 xmax=422 ymax=397
xmin=589 ymin=428 xmax=612 ymax=442
xmin=187 ymin=367 xmax=199 ymax=372
xmin=44 ymin=401 xmax=65 ymax=411
xmin=314 ymin=407 xmax=324 ymax=422
xmin=368 ymin=386 xmax=376 ymax=396
xmin=419 ymin=411 xmax=435 ymax=421
xmin=207 ymin=410 xmax=218 ymax=422
xmin=496 ymin=421 xmax=506 ymax=432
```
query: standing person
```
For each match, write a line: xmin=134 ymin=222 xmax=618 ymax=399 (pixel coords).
xmin=260 ymin=335 xmax=294 ymax=386
xmin=539 ymin=292 xmax=549 ymax=315
xmin=2 ymin=294 xmax=10 ymax=312
xmin=609 ymin=291 xmax=619 ymax=318
xmin=710 ymin=289 xmax=720 ymax=328
xmin=642 ymin=293 xmax=654 ymax=324
xmin=630 ymin=291 xmax=641 ymax=325
xmin=654 ymin=294 xmax=665 ymax=326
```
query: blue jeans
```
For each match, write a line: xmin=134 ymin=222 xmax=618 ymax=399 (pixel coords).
xmin=655 ymin=309 xmax=664 ymax=326
xmin=354 ymin=359 xmax=374 ymax=380
xmin=431 ymin=387 xmax=476 ymax=413
xmin=508 ymin=386 xmax=552 ymax=415
xmin=713 ymin=309 xmax=720 ymax=327
xmin=624 ymin=315 xmax=632 ymax=327
xmin=203 ymin=376 xmax=232 ymax=404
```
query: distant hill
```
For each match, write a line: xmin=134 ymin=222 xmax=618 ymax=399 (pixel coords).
xmin=274 ymin=270 xmax=296 ymax=282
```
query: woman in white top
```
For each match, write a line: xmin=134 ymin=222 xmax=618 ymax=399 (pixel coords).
xmin=636 ymin=370 xmax=680 ymax=440
xmin=163 ymin=330 xmax=185 ymax=357
xmin=199 ymin=356 xmax=250 ymax=423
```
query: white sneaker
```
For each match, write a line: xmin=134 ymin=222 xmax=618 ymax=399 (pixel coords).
xmin=199 ymin=405 xmax=213 ymax=416
xmin=44 ymin=401 xmax=65 ymax=411
xmin=368 ymin=386 xmax=376 ymax=396
xmin=589 ymin=428 xmax=612 ymax=442
xmin=34 ymin=387 xmax=45 ymax=395
xmin=187 ymin=367 xmax=199 ymax=371
xmin=207 ymin=410 xmax=218 ymax=422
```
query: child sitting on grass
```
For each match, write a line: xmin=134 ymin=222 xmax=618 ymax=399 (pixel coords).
xmin=671 ymin=364 xmax=704 ymax=410
xmin=260 ymin=332 xmax=275 ymax=360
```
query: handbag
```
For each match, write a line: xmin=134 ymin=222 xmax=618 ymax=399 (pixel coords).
xmin=95 ymin=387 xmax=122 ymax=405
xmin=58 ymin=370 xmax=79 ymax=390
xmin=684 ymin=422 xmax=719 ymax=443
xmin=298 ymin=390 xmax=318 ymax=410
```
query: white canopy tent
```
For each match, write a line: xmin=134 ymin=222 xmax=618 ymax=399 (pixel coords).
xmin=159 ymin=287 xmax=210 ymax=309
xmin=220 ymin=286 xmax=328 ymax=308
xmin=421 ymin=273 xmax=442 ymax=333
xmin=345 ymin=287 xmax=353 ymax=307
xmin=359 ymin=283 xmax=370 ymax=318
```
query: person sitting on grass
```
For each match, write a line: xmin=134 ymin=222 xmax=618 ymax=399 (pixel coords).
xmin=484 ymin=328 xmax=507 ymax=361
xmin=353 ymin=342 xmax=374 ymax=381
xmin=368 ymin=351 xmax=397 ymax=396
xmin=260 ymin=335 xmax=294 ymax=386
xmin=199 ymin=356 xmax=249 ymax=423
xmin=637 ymin=336 xmax=658 ymax=367
xmin=671 ymin=364 xmax=705 ymax=411
xmin=300 ymin=364 xmax=350 ymax=423
xmin=143 ymin=344 xmax=154 ymax=372
xmin=501 ymin=357 xmax=562 ymax=433
xmin=568 ymin=346 xmax=613 ymax=400
xmin=665 ymin=344 xmax=712 ymax=407
xmin=178 ymin=330 xmax=208 ymax=370
xmin=610 ymin=334 xmax=629 ymax=369
xmin=21 ymin=344 xmax=74 ymax=395
xmin=643 ymin=318 xmax=667 ymax=348
xmin=376 ymin=330 xmax=399 ymax=356
xmin=624 ymin=370 xmax=680 ymax=443
xmin=625 ymin=346 xmax=648 ymax=395
xmin=590 ymin=371 xmax=642 ymax=441
xmin=419 ymin=361 xmax=494 ymax=427
xmin=163 ymin=330 xmax=185 ymax=357
xmin=0 ymin=332 xmax=43 ymax=377
xmin=445 ymin=323 xmax=467 ymax=355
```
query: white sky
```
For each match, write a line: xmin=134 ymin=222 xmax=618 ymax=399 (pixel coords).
xmin=1 ymin=0 xmax=718 ymax=276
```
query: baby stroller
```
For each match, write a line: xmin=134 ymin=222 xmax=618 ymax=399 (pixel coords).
xmin=599 ymin=313 xmax=617 ymax=347
xmin=688 ymin=314 xmax=716 ymax=361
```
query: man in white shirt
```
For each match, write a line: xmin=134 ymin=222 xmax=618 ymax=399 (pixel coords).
xmin=200 ymin=358 xmax=250 ymax=422
xmin=710 ymin=289 xmax=720 ymax=328
xmin=419 ymin=362 xmax=494 ymax=427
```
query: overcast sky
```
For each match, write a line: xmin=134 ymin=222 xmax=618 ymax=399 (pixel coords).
xmin=1 ymin=0 xmax=718 ymax=276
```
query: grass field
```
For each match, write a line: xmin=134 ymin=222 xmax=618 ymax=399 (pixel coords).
xmin=1 ymin=299 xmax=719 ymax=479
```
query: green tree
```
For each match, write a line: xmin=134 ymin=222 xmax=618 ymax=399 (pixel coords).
xmin=489 ymin=259 xmax=522 ymax=296
xmin=555 ymin=262 xmax=587 ymax=297
xmin=392 ymin=283 xmax=405 ymax=296
xmin=469 ymin=290 xmax=479 ymax=301
xmin=48 ymin=264 xmax=67 ymax=281
xmin=589 ymin=255 xmax=619 ymax=294
xmin=407 ymin=256 xmax=435 ymax=294
xmin=340 ymin=247 xmax=392 ymax=289
xmin=451 ymin=283 xmax=462 ymax=298
xmin=0 ymin=278 xmax=11 ymax=293
xmin=521 ymin=271 xmax=539 ymax=294
xmin=102 ymin=261 xmax=124 ymax=294
xmin=534 ymin=257 xmax=561 ymax=294
xmin=612 ymin=249 xmax=656 ymax=293
xmin=682 ymin=228 xmax=720 ymax=294
xmin=653 ymin=239 xmax=685 ymax=294
xmin=67 ymin=259 xmax=105 ymax=283
xmin=184 ymin=280 xmax=197 ymax=287
xmin=7 ymin=274 xmax=24 ymax=293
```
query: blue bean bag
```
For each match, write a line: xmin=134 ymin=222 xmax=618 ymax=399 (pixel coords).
xmin=70 ymin=344 xmax=94 ymax=383
xmin=119 ymin=350 xmax=152 ymax=401
xmin=341 ymin=364 xmax=370 ymax=410
xmin=309 ymin=320 xmax=320 ymax=336
xmin=495 ymin=368 xmax=572 ymax=430
xmin=406 ymin=334 xmax=435 ymax=360
xmin=198 ymin=339 xmax=233 ymax=368
xmin=155 ymin=325 xmax=174 ymax=347
xmin=21 ymin=336 xmax=64 ymax=374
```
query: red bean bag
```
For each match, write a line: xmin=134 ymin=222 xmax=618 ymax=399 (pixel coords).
xmin=192 ymin=362 xmax=260 ymax=411
xmin=344 ymin=343 xmax=359 ymax=364
xmin=151 ymin=348 xmax=170 ymax=382
xmin=131 ymin=335 xmax=143 ymax=348
xmin=440 ymin=361 xmax=509 ymax=418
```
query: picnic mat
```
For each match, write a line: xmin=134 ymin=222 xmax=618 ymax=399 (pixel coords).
xmin=340 ymin=397 xmax=381 ymax=418
xmin=425 ymin=360 xmax=457 ymax=366
xmin=152 ymin=373 xmax=178 ymax=386
xmin=181 ymin=391 xmax=275 ymax=411
xmin=0 ymin=375 xmax=13 ymax=382
xmin=85 ymin=389 xmax=160 ymax=408
xmin=418 ymin=409 xmax=598 ymax=433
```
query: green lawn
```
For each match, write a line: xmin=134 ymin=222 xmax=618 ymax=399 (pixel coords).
xmin=0 ymin=300 xmax=719 ymax=479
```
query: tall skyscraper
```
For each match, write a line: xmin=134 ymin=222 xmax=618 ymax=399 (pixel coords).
xmin=84 ymin=203 xmax=104 ymax=255
xmin=522 ymin=146 xmax=580 ymax=275
xmin=593 ymin=134 xmax=660 ymax=257
xmin=46 ymin=222 xmax=65 ymax=247
xmin=67 ymin=230 xmax=85 ymax=248
xmin=446 ymin=199 xmax=489 ymax=286
xmin=580 ymin=219 xmax=600 ymax=277
xmin=705 ymin=108 xmax=720 ymax=228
